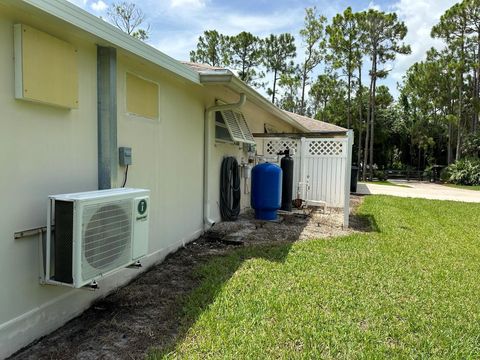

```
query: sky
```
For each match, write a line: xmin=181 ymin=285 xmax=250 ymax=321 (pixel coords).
xmin=67 ymin=0 xmax=458 ymax=99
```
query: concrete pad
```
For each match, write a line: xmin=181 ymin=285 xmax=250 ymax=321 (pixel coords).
xmin=356 ymin=180 xmax=480 ymax=203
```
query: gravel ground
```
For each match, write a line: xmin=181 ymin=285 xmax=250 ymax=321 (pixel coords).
xmin=11 ymin=196 xmax=367 ymax=360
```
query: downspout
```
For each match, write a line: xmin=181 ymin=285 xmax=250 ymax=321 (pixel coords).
xmin=203 ymin=93 xmax=246 ymax=230
xmin=97 ymin=46 xmax=117 ymax=189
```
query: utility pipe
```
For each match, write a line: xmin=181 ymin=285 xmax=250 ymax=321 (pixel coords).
xmin=203 ymin=93 xmax=246 ymax=230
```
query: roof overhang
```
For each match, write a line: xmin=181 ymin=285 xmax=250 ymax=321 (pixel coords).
xmin=4 ymin=0 xmax=201 ymax=84
xmin=252 ymin=132 xmax=348 ymax=139
xmin=197 ymin=71 xmax=311 ymax=133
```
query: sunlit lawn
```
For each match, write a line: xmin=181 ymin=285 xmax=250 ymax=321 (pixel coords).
xmin=151 ymin=196 xmax=480 ymax=359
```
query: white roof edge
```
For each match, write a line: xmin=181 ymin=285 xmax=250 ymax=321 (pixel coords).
xmin=196 ymin=71 xmax=310 ymax=133
xmin=18 ymin=0 xmax=201 ymax=84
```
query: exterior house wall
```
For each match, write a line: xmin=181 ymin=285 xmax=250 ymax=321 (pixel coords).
xmin=0 ymin=6 xmax=305 ymax=358
xmin=0 ymin=13 xmax=99 ymax=357
xmin=0 ymin=12 xmax=206 ymax=358
xmin=203 ymin=86 xmax=296 ymax=221
xmin=0 ymin=12 xmax=99 ymax=325
xmin=116 ymin=53 xmax=205 ymax=255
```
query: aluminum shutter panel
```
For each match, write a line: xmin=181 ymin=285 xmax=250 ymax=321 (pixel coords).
xmin=234 ymin=111 xmax=256 ymax=145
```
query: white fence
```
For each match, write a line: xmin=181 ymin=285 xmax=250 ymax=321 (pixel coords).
xmin=262 ymin=131 xmax=354 ymax=226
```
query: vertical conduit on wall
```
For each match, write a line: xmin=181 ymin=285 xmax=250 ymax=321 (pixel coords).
xmin=97 ymin=46 xmax=118 ymax=189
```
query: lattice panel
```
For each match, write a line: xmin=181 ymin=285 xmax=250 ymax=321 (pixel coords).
xmin=307 ymin=140 xmax=344 ymax=157
xmin=265 ymin=139 xmax=299 ymax=155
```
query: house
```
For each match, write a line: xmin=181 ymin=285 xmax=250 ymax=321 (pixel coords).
xmin=0 ymin=1 xmax=350 ymax=357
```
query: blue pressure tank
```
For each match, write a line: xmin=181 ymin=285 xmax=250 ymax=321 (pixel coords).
xmin=251 ymin=162 xmax=282 ymax=220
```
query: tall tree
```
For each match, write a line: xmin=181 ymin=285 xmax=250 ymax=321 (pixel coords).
xmin=399 ymin=51 xmax=455 ymax=168
xmin=278 ymin=67 xmax=302 ymax=112
xmin=190 ymin=30 xmax=231 ymax=67
xmin=358 ymin=9 xmax=411 ymax=180
xmin=263 ymin=33 xmax=297 ymax=104
xmin=299 ymin=7 xmax=327 ymax=114
xmin=356 ymin=71 xmax=366 ymax=172
xmin=326 ymin=7 xmax=362 ymax=130
xmin=464 ymin=0 xmax=480 ymax=133
xmin=107 ymin=1 xmax=150 ymax=40
xmin=230 ymin=32 xmax=264 ymax=86
xmin=432 ymin=3 xmax=469 ymax=160
xmin=309 ymin=73 xmax=346 ymax=122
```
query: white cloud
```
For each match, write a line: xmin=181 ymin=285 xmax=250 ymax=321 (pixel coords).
xmin=91 ymin=0 xmax=108 ymax=12
xmin=170 ymin=0 xmax=205 ymax=8
xmin=153 ymin=31 xmax=198 ymax=61
xmin=368 ymin=1 xmax=381 ymax=10
xmin=389 ymin=0 xmax=456 ymax=86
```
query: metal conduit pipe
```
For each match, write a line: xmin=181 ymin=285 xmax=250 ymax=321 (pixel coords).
xmin=203 ymin=93 xmax=246 ymax=230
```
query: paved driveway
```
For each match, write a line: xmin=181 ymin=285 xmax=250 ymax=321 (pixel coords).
xmin=356 ymin=180 xmax=480 ymax=203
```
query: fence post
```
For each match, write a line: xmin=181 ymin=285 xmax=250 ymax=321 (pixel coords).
xmin=299 ymin=137 xmax=307 ymax=188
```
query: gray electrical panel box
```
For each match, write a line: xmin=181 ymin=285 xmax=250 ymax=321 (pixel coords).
xmin=119 ymin=147 xmax=132 ymax=166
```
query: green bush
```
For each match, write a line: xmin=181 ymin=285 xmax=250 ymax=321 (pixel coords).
xmin=444 ymin=158 xmax=480 ymax=186
xmin=462 ymin=133 xmax=480 ymax=158
xmin=373 ymin=169 xmax=387 ymax=181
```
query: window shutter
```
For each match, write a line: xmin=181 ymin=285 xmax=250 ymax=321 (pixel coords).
xmin=220 ymin=110 xmax=244 ymax=143
xmin=234 ymin=111 xmax=256 ymax=145
xmin=219 ymin=110 xmax=256 ymax=145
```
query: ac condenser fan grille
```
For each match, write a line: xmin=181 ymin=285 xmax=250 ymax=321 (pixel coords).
xmin=82 ymin=201 xmax=132 ymax=280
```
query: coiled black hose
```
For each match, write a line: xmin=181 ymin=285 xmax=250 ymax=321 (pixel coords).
xmin=220 ymin=156 xmax=241 ymax=221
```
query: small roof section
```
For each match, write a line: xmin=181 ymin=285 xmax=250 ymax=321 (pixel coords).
xmin=282 ymin=110 xmax=347 ymax=133
xmin=182 ymin=62 xmax=228 ymax=73
xmin=183 ymin=62 xmax=310 ymax=133
xmin=183 ymin=62 xmax=347 ymax=134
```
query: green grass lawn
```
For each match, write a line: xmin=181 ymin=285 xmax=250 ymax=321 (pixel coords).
xmin=360 ymin=180 xmax=410 ymax=188
xmin=152 ymin=196 xmax=480 ymax=359
xmin=443 ymin=183 xmax=480 ymax=191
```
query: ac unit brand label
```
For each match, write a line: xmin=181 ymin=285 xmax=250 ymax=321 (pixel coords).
xmin=137 ymin=199 xmax=147 ymax=215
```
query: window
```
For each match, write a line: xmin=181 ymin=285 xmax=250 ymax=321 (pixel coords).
xmin=215 ymin=111 xmax=233 ymax=142
xmin=215 ymin=110 xmax=255 ymax=144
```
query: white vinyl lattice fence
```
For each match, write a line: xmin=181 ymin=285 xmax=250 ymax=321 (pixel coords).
xmin=263 ymin=133 xmax=353 ymax=226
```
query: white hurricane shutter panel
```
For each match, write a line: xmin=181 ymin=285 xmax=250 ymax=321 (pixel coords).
xmin=234 ymin=111 xmax=256 ymax=145
xmin=219 ymin=110 xmax=256 ymax=144
xmin=220 ymin=110 xmax=244 ymax=143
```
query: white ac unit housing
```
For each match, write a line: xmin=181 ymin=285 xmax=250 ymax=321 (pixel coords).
xmin=43 ymin=188 xmax=150 ymax=288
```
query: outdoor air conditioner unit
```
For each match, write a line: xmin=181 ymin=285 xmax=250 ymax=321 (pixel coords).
xmin=42 ymin=188 xmax=150 ymax=288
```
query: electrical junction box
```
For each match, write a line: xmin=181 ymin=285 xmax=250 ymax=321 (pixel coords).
xmin=119 ymin=147 xmax=132 ymax=166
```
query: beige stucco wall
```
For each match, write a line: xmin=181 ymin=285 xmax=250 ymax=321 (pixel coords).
xmin=0 ymin=13 xmax=98 ymax=326
xmin=0 ymin=6 xmax=303 ymax=358
xmin=202 ymin=85 xmax=297 ymax=220
xmin=116 ymin=53 xmax=204 ymax=254
xmin=0 ymin=10 xmax=204 ymax=358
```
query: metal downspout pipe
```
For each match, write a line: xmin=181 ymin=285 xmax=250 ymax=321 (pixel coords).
xmin=203 ymin=93 xmax=246 ymax=230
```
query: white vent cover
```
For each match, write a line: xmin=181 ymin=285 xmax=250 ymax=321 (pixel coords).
xmin=219 ymin=110 xmax=256 ymax=145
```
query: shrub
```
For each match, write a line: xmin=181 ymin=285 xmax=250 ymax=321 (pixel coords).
xmin=462 ymin=133 xmax=480 ymax=158
xmin=444 ymin=158 xmax=480 ymax=186
xmin=373 ymin=170 xmax=387 ymax=181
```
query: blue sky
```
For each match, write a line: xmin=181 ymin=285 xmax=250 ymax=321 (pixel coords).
xmin=68 ymin=0 xmax=457 ymax=99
